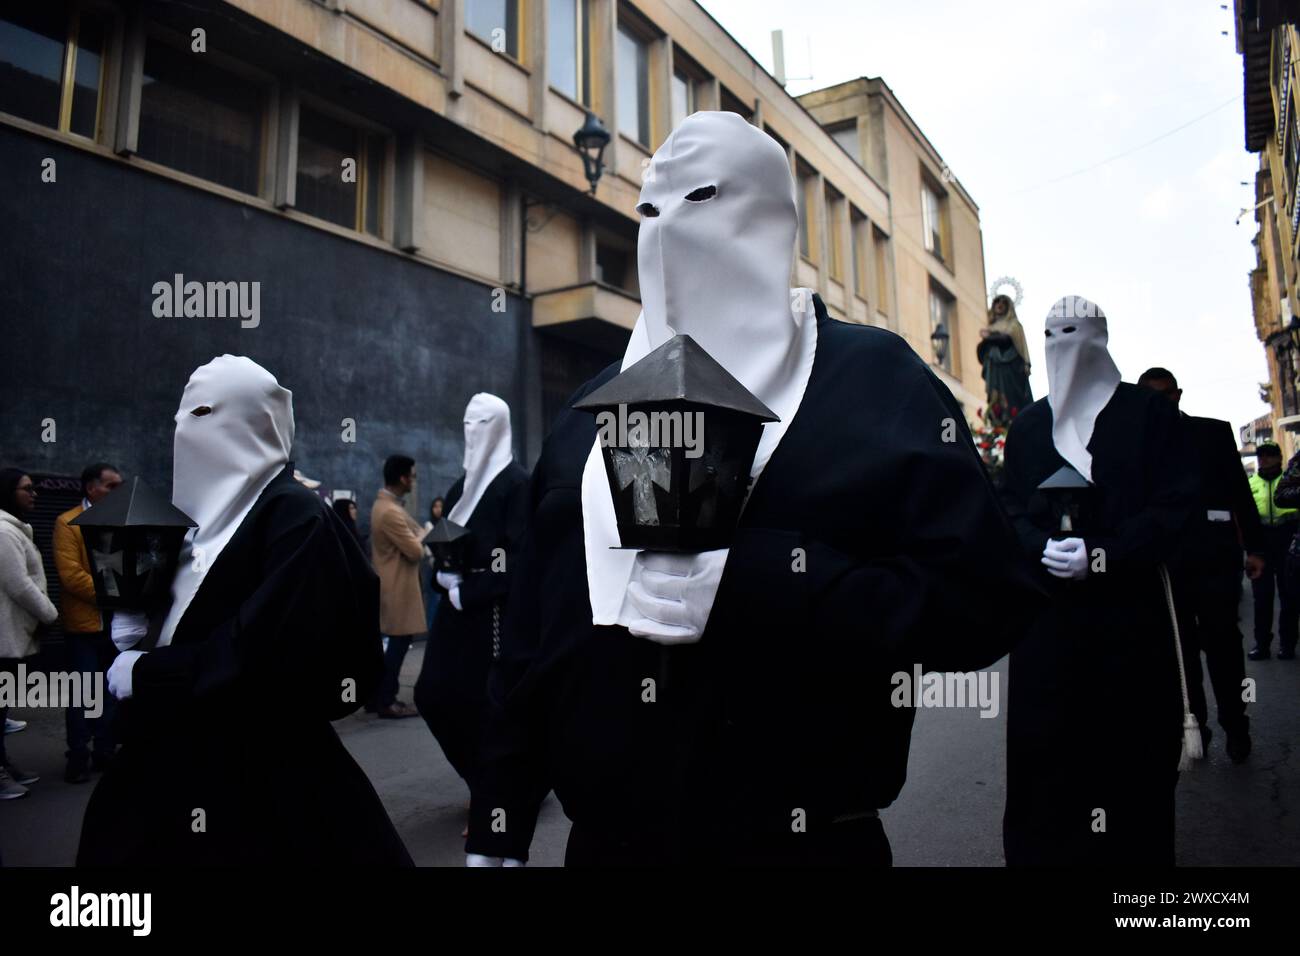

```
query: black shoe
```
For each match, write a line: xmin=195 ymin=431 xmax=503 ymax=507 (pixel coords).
xmin=1279 ymin=647 xmax=1296 ymax=660
xmin=1226 ymin=729 xmax=1252 ymax=763
xmin=64 ymin=751 xmax=90 ymax=784
xmin=90 ymin=751 xmax=115 ymax=773
xmin=1247 ymin=645 xmax=1271 ymax=661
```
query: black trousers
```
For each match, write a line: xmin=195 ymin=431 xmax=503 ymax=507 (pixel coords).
xmin=1172 ymin=566 xmax=1248 ymax=735
xmin=1251 ymin=524 xmax=1299 ymax=652
xmin=64 ymin=630 xmax=119 ymax=757
xmin=564 ymin=816 xmax=893 ymax=867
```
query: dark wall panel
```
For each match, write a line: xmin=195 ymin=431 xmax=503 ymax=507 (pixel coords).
xmin=0 ymin=124 xmax=534 ymax=532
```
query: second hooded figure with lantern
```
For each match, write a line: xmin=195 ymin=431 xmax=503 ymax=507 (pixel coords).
xmin=415 ymin=394 xmax=529 ymax=793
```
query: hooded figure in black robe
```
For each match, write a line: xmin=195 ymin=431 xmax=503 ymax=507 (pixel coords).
xmin=414 ymin=394 xmax=529 ymax=787
xmin=78 ymin=355 xmax=411 ymax=866
xmin=1000 ymin=298 xmax=1197 ymax=866
xmin=464 ymin=111 xmax=1042 ymax=867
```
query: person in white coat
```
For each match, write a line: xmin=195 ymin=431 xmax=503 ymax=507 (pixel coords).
xmin=0 ymin=468 xmax=59 ymax=799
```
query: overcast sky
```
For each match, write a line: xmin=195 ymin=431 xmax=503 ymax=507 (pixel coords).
xmin=700 ymin=0 xmax=1269 ymax=435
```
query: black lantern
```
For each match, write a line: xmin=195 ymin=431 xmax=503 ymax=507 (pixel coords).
xmin=573 ymin=334 xmax=778 ymax=552
xmin=930 ymin=322 xmax=950 ymax=367
xmin=1037 ymin=465 xmax=1093 ymax=540
xmin=423 ymin=518 xmax=471 ymax=574
xmin=573 ymin=111 xmax=611 ymax=195
xmin=70 ymin=477 xmax=196 ymax=610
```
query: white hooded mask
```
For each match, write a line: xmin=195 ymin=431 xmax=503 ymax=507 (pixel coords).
xmin=581 ymin=110 xmax=819 ymax=627
xmin=158 ymin=355 xmax=294 ymax=646
xmin=1043 ymin=295 xmax=1121 ymax=482
xmin=448 ymin=393 xmax=514 ymax=526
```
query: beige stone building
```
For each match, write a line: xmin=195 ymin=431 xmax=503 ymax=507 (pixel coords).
xmin=0 ymin=0 xmax=992 ymax=467
xmin=1238 ymin=1 xmax=1300 ymax=459
xmin=800 ymin=78 xmax=988 ymax=411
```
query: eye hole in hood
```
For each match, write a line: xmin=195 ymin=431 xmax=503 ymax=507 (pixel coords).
xmin=684 ymin=185 xmax=717 ymax=203
xmin=636 ymin=202 xmax=660 ymax=217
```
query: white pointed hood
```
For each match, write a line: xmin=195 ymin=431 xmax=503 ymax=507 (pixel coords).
xmin=581 ymin=110 xmax=818 ymax=627
xmin=159 ymin=355 xmax=294 ymax=646
xmin=448 ymin=393 xmax=514 ymax=526
xmin=1043 ymin=295 xmax=1121 ymax=482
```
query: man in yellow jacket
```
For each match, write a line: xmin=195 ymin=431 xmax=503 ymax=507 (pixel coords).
xmin=53 ymin=462 xmax=123 ymax=782
xmin=1247 ymin=442 xmax=1298 ymax=659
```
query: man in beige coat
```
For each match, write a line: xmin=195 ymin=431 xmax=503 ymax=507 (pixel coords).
xmin=368 ymin=455 xmax=425 ymax=719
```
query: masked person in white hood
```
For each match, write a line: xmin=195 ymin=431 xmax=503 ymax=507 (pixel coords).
xmin=78 ymin=355 xmax=412 ymax=866
xmin=465 ymin=111 xmax=1041 ymax=867
xmin=414 ymin=394 xmax=528 ymax=791
xmin=999 ymin=297 xmax=1197 ymax=866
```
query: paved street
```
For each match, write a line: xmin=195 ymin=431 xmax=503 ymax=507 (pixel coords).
xmin=2 ymin=584 xmax=1297 ymax=866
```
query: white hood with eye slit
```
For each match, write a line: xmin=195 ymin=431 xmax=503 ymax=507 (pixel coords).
xmin=1043 ymin=295 xmax=1121 ymax=482
xmin=448 ymin=393 xmax=513 ymax=526
xmin=580 ymin=111 xmax=818 ymax=626
xmin=158 ymin=355 xmax=294 ymax=647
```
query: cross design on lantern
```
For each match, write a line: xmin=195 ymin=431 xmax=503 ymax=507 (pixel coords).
xmin=91 ymin=544 xmax=124 ymax=598
xmin=611 ymin=444 xmax=672 ymax=525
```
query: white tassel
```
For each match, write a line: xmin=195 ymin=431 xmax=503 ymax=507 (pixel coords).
xmin=1160 ymin=564 xmax=1204 ymax=772
xmin=1179 ymin=714 xmax=1203 ymax=771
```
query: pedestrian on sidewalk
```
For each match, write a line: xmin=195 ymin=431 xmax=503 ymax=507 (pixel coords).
xmin=1246 ymin=442 xmax=1297 ymax=659
xmin=421 ymin=496 xmax=445 ymax=637
xmin=54 ymin=462 xmax=124 ymax=783
xmin=369 ymin=455 xmax=424 ymax=719
xmin=0 ymin=468 xmax=59 ymax=800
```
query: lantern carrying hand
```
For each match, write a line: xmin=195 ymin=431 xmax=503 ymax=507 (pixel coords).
xmin=110 ymin=610 xmax=150 ymax=652
xmin=624 ymin=549 xmax=728 ymax=644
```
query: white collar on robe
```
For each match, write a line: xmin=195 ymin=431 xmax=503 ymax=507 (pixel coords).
xmin=581 ymin=111 xmax=819 ymax=630
xmin=159 ymin=355 xmax=294 ymax=647
xmin=448 ymin=393 xmax=513 ymax=527
xmin=1043 ymin=295 xmax=1121 ymax=482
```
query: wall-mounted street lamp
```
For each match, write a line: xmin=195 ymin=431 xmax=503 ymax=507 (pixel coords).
xmin=930 ymin=322 xmax=950 ymax=368
xmin=573 ymin=111 xmax=611 ymax=195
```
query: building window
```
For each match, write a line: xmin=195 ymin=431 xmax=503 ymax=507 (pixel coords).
xmin=873 ymin=225 xmax=891 ymax=315
xmin=616 ymin=24 xmax=649 ymax=146
xmin=850 ymin=207 xmax=868 ymax=300
xmin=825 ymin=186 xmax=844 ymax=281
xmin=548 ymin=0 xmax=588 ymax=103
xmin=720 ymin=86 xmax=752 ymax=121
xmin=929 ymin=282 xmax=954 ymax=372
xmin=467 ymin=0 xmax=520 ymax=59
xmin=0 ymin=3 xmax=110 ymax=139
xmin=296 ymin=105 xmax=385 ymax=237
xmin=138 ymin=38 xmax=265 ymax=195
xmin=596 ymin=240 xmax=633 ymax=292
xmin=831 ymin=122 xmax=860 ymax=165
xmin=796 ymin=163 xmax=815 ymax=261
xmin=921 ymin=176 xmax=948 ymax=262
xmin=671 ymin=71 xmax=694 ymax=131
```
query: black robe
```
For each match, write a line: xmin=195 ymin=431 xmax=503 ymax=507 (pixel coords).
xmin=78 ymin=465 xmax=413 ymax=866
xmin=466 ymin=295 xmax=1043 ymax=865
xmin=414 ymin=461 xmax=529 ymax=786
xmin=999 ymin=384 xmax=1197 ymax=866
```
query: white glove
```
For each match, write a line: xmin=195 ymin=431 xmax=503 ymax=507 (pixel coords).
xmin=466 ymin=854 xmax=525 ymax=867
xmin=107 ymin=650 xmax=145 ymax=699
xmin=623 ymin=549 xmax=728 ymax=645
xmin=110 ymin=610 xmax=149 ymax=652
xmin=436 ymin=570 xmax=463 ymax=592
xmin=1041 ymin=537 xmax=1088 ymax=580
xmin=449 ymin=586 xmax=463 ymax=611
